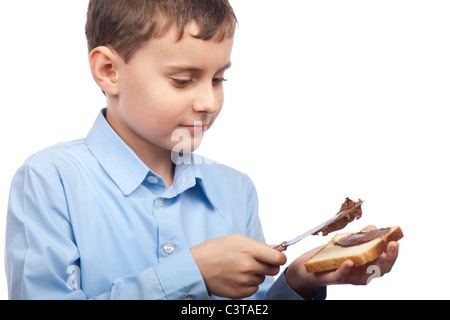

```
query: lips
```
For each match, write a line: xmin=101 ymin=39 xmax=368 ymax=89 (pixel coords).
xmin=180 ymin=124 xmax=206 ymax=133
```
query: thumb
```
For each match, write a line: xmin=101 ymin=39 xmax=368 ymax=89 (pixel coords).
xmin=332 ymin=260 xmax=354 ymax=284
xmin=270 ymin=244 xmax=287 ymax=252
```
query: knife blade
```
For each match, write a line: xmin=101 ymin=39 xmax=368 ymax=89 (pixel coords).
xmin=273 ymin=201 xmax=363 ymax=251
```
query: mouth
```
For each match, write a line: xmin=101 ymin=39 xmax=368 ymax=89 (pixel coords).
xmin=180 ymin=124 xmax=207 ymax=134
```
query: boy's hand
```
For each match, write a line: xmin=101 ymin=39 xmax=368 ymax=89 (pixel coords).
xmin=190 ymin=234 xmax=287 ymax=299
xmin=285 ymin=226 xmax=400 ymax=299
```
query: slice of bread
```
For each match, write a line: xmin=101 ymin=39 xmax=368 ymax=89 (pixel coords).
xmin=304 ymin=226 xmax=403 ymax=273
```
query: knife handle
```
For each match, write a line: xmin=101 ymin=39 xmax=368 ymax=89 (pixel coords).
xmin=273 ymin=242 xmax=288 ymax=252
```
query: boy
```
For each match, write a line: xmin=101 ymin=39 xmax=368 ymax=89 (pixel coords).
xmin=5 ymin=0 xmax=399 ymax=300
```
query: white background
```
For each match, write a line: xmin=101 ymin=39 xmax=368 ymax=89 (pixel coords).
xmin=0 ymin=0 xmax=449 ymax=300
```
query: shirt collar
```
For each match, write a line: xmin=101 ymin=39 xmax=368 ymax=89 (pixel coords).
xmin=174 ymin=160 xmax=218 ymax=211
xmin=86 ymin=110 xmax=151 ymax=196
xmin=186 ymin=155 xmax=220 ymax=211
xmin=85 ymin=110 xmax=218 ymax=210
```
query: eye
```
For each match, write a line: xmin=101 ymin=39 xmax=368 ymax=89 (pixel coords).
xmin=172 ymin=79 xmax=193 ymax=88
xmin=212 ymin=77 xmax=228 ymax=86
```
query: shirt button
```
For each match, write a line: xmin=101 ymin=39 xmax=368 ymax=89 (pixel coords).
xmin=147 ymin=176 xmax=159 ymax=184
xmin=163 ymin=242 xmax=175 ymax=255
xmin=157 ymin=197 xmax=164 ymax=207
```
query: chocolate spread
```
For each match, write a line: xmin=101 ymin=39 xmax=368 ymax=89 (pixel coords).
xmin=313 ymin=198 xmax=363 ymax=236
xmin=336 ymin=227 xmax=391 ymax=247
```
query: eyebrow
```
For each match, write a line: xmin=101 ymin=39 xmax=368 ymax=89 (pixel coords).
xmin=164 ymin=62 xmax=232 ymax=73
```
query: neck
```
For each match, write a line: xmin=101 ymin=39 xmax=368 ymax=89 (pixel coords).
xmin=128 ymin=139 xmax=176 ymax=188
xmin=104 ymin=108 xmax=175 ymax=188
xmin=139 ymin=148 xmax=175 ymax=188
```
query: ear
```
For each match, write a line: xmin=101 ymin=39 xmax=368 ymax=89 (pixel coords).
xmin=89 ymin=46 xmax=121 ymax=96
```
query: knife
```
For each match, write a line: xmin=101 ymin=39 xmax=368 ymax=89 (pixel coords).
xmin=273 ymin=201 xmax=363 ymax=251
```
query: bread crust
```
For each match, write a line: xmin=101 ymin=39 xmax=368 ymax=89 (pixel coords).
xmin=304 ymin=226 xmax=403 ymax=273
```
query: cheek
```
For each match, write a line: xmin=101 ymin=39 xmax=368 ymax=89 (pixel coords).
xmin=132 ymin=96 xmax=183 ymax=135
xmin=210 ymin=91 xmax=224 ymax=123
xmin=206 ymin=109 xmax=221 ymax=129
xmin=121 ymin=76 xmax=182 ymax=123
xmin=116 ymin=85 xmax=180 ymax=148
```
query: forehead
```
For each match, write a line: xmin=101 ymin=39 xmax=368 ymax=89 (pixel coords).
xmin=129 ymin=21 xmax=234 ymax=70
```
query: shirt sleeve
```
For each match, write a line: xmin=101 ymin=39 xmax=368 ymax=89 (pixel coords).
xmin=94 ymin=248 xmax=209 ymax=300
xmin=264 ymin=270 xmax=327 ymax=300
xmin=5 ymin=161 xmax=209 ymax=300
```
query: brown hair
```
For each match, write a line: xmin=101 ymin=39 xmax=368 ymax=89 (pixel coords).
xmin=85 ymin=0 xmax=237 ymax=63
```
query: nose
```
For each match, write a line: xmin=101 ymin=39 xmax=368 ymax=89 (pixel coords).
xmin=193 ymin=84 xmax=220 ymax=114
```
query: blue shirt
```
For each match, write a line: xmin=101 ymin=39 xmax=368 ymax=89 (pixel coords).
xmin=5 ymin=110 xmax=325 ymax=300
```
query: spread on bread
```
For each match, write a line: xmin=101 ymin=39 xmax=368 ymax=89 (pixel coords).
xmin=335 ymin=227 xmax=391 ymax=247
xmin=299 ymin=198 xmax=405 ymax=274
xmin=313 ymin=198 xmax=363 ymax=236
xmin=304 ymin=226 xmax=404 ymax=273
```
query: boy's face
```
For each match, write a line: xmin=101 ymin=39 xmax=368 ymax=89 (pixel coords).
xmin=106 ymin=21 xmax=234 ymax=159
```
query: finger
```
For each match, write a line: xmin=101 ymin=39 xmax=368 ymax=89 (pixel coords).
xmin=241 ymin=285 xmax=259 ymax=298
xmin=273 ymin=245 xmax=287 ymax=252
xmin=318 ymin=259 xmax=354 ymax=285
xmin=248 ymin=258 xmax=282 ymax=278
xmin=333 ymin=260 xmax=354 ymax=284
xmin=366 ymin=242 xmax=399 ymax=276
xmin=251 ymin=241 xmax=287 ymax=266
xmin=257 ymin=262 xmax=281 ymax=277
xmin=387 ymin=241 xmax=399 ymax=257
xmin=249 ymin=274 xmax=266 ymax=286
xmin=360 ymin=225 xmax=377 ymax=232
xmin=383 ymin=241 xmax=399 ymax=273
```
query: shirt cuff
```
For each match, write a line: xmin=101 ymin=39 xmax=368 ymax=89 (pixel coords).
xmin=153 ymin=248 xmax=209 ymax=300
xmin=265 ymin=269 xmax=327 ymax=300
